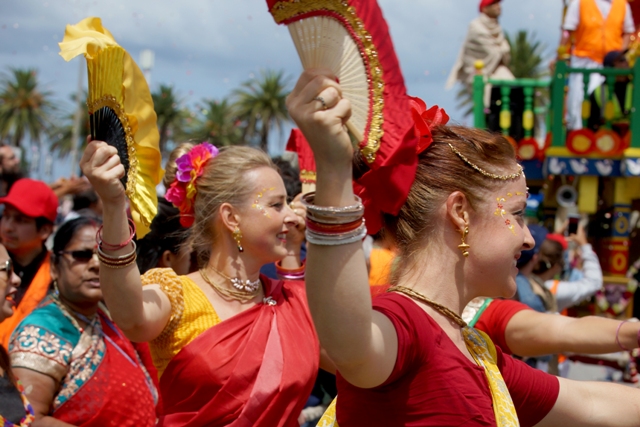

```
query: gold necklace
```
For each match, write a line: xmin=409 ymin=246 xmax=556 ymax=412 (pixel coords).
xmin=387 ymin=285 xmax=467 ymax=328
xmin=200 ymin=268 xmax=261 ymax=303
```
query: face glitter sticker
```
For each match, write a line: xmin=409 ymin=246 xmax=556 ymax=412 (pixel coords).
xmin=494 ymin=191 xmax=527 ymax=234
xmin=252 ymin=187 xmax=275 ymax=217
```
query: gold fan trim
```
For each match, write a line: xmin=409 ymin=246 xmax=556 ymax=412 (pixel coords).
xmin=87 ymin=95 xmax=138 ymax=200
xmin=272 ymin=0 xmax=384 ymax=163
xmin=300 ymin=169 xmax=317 ymax=183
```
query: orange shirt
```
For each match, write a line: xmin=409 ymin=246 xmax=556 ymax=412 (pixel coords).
xmin=368 ymin=247 xmax=396 ymax=286
xmin=574 ymin=0 xmax=627 ymax=63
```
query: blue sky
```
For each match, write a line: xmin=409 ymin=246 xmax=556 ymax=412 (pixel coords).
xmin=0 ymin=0 xmax=563 ymax=178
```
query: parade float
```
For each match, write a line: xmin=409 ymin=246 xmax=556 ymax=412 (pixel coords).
xmin=471 ymin=0 xmax=640 ymax=381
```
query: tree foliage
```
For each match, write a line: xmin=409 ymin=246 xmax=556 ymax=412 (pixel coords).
xmin=0 ymin=68 xmax=54 ymax=147
xmin=152 ymin=84 xmax=189 ymax=155
xmin=232 ymin=70 xmax=291 ymax=152
xmin=190 ymin=98 xmax=242 ymax=147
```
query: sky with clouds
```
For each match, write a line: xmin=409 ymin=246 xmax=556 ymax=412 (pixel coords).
xmin=0 ymin=0 xmax=564 ymax=170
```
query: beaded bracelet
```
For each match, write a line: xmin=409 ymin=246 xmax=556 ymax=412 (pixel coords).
xmin=276 ymin=259 xmax=306 ymax=281
xmin=96 ymin=218 xmax=136 ymax=251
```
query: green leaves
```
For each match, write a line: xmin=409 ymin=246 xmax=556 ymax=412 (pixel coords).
xmin=232 ymin=69 xmax=291 ymax=152
xmin=0 ymin=68 xmax=54 ymax=147
xmin=506 ymin=30 xmax=548 ymax=79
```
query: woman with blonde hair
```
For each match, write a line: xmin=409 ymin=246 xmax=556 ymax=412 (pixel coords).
xmin=288 ymin=69 xmax=640 ymax=426
xmin=80 ymin=141 xmax=321 ymax=426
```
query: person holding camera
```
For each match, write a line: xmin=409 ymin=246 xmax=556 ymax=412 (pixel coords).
xmin=538 ymin=225 xmax=603 ymax=312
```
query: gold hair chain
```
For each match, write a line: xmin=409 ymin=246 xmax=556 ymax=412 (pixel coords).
xmin=448 ymin=143 xmax=523 ymax=181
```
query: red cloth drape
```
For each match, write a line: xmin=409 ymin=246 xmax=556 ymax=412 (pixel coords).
xmin=54 ymin=314 xmax=157 ymax=426
xmin=158 ymin=277 xmax=319 ymax=427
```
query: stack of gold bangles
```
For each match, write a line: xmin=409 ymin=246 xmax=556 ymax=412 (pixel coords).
xmin=301 ymin=192 xmax=367 ymax=246
xmin=97 ymin=241 xmax=137 ymax=269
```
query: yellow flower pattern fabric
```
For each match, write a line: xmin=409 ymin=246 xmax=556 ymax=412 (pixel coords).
xmin=464 ymin=328 xmax=520 ymax=427
xmin=58 ymin=17 xmax=163 ymax=238
xmin=315 ymin=328 xmax=519 ymax=427
xmin=141 ymin=268 xmax=221 ymax=378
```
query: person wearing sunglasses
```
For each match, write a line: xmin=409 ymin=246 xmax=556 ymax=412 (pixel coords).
xmin=0 ymin=243 xmax=34 ymax=426
xmin=8 ymin=217 xmax=158 ymax=426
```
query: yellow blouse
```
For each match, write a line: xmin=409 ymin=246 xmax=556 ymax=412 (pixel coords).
xmin=141 ymin=268 xmax=220 ymax=378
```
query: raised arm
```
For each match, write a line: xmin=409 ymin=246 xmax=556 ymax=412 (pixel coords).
xmin=505 ymin=309 xmax=640 ymax=357
xmin=548 ymin=226 xmax=603 ymax=311
xmin=79 ymin=141 xmax=171 ymax=342
xmin=287 ymin=70 xmax=398 ymax=388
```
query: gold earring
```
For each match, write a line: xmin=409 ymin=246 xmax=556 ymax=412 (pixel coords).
xmin=233 ymin=227 xmax=244 ymax=253
xmin=458 ymin=226 xmax=470 ymax=257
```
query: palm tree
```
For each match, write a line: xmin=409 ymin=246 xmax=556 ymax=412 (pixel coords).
xmin=0 ymin=68 xmax=54 ymax=147
xmin=506 ymin=30 xmax=547 ymax=79
xmin=189 ymin=98 xmax=242 ymax=146
xmin=49 ymin=92 xmax=90 ymax=158
xmin=152 ymin=85 xmax=186 ymax=155
xmin=232 ymin=70 xmax=291 ymax=152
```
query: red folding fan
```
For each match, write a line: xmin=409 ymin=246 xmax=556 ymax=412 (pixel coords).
xmin=286 ymin=128 xmax=317 ymax=194
xmin=267 ymin=0 xmax=419 ymax=233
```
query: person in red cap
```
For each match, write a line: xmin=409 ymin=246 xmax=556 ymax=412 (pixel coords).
xmin=0 ymin=178 xmax=58 ymax=347
xmin=446 ymin=0 xmax=526 ymax=140
xmin=446 ymin=0 xmax=513 ymax=91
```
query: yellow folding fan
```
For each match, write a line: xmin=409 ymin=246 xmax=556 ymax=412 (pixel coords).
xmin=59 ymin=17 xmax=163 ymax=238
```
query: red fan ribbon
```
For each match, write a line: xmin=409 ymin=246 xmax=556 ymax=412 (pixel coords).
xmin=409 ymin=96 xmax=450 ymax=154
xmin=286 ymin=129 xmax=317 ymax=184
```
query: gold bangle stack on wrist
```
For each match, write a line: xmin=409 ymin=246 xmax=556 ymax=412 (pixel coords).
xmin=97 ymin=241 xmax=138 ymax=269
xmin=301 ymin=192 xmax=367 ymax=246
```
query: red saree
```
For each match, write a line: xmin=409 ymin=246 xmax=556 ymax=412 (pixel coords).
xmin=54 ymin=314 xmax=158 ymax=426
xmin=158 ymin=278 xmax=319 ymax=427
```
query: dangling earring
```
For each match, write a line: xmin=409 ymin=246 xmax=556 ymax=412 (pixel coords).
xmin=53 ymin=280 xmax=60 ymax=296
xmin=458 ymin=226 xmax=470 ymax=257
xmin=233 ymin=227 xmax=244 ymax=253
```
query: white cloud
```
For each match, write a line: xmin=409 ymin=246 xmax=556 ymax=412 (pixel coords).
xmin=0 ymin=0 xmax=564 ymax=132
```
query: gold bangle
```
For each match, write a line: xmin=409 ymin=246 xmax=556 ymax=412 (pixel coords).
xmin=99 ymin=256 xmax=137 ymax=269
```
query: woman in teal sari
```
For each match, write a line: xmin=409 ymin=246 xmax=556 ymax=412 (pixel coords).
xmin=9 ymin=217 xmax=157 ymax=426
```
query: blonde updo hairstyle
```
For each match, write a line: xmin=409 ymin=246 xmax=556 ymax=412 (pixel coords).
xmin=163 ymin=142 xmax=196 ymax=189
xmin=183 ymin=146 xmax=276 ymax=265
xmin=382 ymin=125 xmax=520 ymax=284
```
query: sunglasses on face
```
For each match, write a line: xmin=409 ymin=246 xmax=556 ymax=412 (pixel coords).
xmin=0 ymin=258 xmax=13 ymax=280
xmin=58 ymin=249 xmax=98 ymax=262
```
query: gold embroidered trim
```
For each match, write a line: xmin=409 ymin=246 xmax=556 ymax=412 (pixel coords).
xmin=141 ymin=268 xmax=185 ymax=342
xmin=87 ymin=95 xmax=138 ymax=200
xmin=10 ymin=351 xmax=69 ymax=382
xmin=271 ymin=0 xmax=384 ymax=163
xmin=300 ymin=169 xmax=317 ymax=183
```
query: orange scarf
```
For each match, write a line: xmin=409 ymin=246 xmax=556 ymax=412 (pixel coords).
xmin=0 ymin=253 xmax=51 ymax=348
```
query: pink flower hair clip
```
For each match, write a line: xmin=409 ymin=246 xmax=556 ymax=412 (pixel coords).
xmin=165 ymin=142 xmax=219 ymax=227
